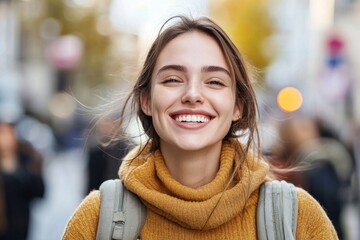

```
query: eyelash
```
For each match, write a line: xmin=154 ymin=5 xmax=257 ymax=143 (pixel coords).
xmin=208 ymin=80 xmax=225 ymax=86
xmin=161 ymin=78 xmax=226 ymax=87
xmin=163 ymin=78 xmax=180 ymax=84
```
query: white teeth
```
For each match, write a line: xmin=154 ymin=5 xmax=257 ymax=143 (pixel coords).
xmin=175 ymin=115 xmax=210 ymax=123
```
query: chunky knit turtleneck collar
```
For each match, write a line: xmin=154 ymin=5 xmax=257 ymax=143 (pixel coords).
xmin=119 ymin=140 xmax=269 ymax=230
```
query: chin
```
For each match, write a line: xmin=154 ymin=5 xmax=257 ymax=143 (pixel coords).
xmin=173 ymin=139 xmax=220 ymax=152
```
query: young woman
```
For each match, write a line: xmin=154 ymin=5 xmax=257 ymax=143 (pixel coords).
xmin=0 ymin=121 xmax=45 ymax=240
xmin=62 ymin=16 xmax=338 ymax=239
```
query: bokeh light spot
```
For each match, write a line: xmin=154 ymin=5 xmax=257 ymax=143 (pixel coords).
xmin=277 ymin=87 xmax=303 ymax=112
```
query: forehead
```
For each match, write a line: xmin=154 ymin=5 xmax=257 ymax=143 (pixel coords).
xmin=154 ymin=31 xmax=230 ymax=71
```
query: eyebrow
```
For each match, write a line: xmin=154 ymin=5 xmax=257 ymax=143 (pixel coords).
xmin=156 ymin=65 xmax=186 ymax=75
xmin=201 ymin=65 xmax=231 ymax=77
xmin=156 ymin=64 xmax=231 ymax=77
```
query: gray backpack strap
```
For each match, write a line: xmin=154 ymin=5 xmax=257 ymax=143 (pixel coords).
xmin=96 ymin=179 xmax=146 ymax=240
xmin=257 ymin=180 xmax=298 ymax=240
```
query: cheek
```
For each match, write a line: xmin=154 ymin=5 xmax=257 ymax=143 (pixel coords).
xmin=212 ymin=93 xmax=237 ymax=115
xmin=150 ymin=88 xmax=177 ymax=112
xmin=149 ymin=92 xmax=171 ymax=133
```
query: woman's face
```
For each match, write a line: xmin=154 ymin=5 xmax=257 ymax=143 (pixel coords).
xmin=0 ymin=123 xmax=17 ymax=154
xmin=141 ymin=31 xmax=242 ymax=152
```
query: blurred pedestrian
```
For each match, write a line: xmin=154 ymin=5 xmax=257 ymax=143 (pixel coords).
xmin=62 ymin=16 xmax=337 ymax=239
xmin=86 ymin=116 xmax=132 ymax=193
xmin=271 ymin=116 xmax=353 ymax=239
xmin=0 ymin=121 xmax=45 ymax=240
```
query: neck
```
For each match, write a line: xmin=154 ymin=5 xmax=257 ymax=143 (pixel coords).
xmin=160 ymin=142 xmax=222 ymax=189
xmin=0 ymin=154 xmax=18 ymax=173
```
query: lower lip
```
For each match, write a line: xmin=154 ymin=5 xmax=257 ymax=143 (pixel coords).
xmin=172 ymin=118 xmax=210 ymax=130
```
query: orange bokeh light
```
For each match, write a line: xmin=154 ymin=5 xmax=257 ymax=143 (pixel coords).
xmin=277 ymin=87 xmax=303 ymax=112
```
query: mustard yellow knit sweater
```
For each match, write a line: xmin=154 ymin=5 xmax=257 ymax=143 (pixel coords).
xmin=62 ymin=141 xmax=338 ymax=239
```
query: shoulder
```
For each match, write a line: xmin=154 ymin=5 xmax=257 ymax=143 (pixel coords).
xmin=296 ymin=187 xmax=327 ymax=217
xmin=296 ymin=187 xmax=338 ymax=239
xmin=61 ymin=190 xmax=100 ymax=240
xmin=72 ymin=190 xmax=101 ymax=216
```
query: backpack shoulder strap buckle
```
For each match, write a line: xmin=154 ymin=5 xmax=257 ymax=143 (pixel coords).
xmin=96 ymin=179 xmax=146 ymax=240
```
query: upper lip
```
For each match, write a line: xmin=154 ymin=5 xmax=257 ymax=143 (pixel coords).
xmin=169 ymin=109 xmax=215 ymax=119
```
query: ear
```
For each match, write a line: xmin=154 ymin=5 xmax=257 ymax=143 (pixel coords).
xmin=232 ymin=101 xmax=243 ymax=121
xmin=140 ymin=91 xmax=152 ymax=116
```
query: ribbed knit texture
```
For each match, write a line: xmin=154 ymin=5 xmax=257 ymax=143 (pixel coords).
xmin=62 ymin=190 xmax=100 ymax=239
xmin=62 ymin=140 xmax=338 ymax=240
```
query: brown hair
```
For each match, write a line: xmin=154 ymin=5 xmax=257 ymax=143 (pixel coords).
xmin=114 ymin=16 xmax=260 ymax=158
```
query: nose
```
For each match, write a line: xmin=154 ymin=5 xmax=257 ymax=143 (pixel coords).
xmin=181 ymin=80 xmax=204 ymax=104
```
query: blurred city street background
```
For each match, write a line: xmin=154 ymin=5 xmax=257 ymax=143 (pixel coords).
xmin=1 ymin=0 xmax=360 ymax=239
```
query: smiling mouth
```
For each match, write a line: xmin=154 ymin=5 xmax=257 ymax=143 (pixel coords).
xmin=174 ymin=115 xmax=210 ymax=123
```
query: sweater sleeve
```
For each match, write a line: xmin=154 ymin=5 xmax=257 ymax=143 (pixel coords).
xmin=61 ymin=190 xmax=100 ymax=240
xmin=296 ymin=188 xmax=339 ymax=239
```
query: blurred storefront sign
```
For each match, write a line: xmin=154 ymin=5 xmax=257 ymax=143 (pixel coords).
xmin=318 ymin=35 xmax=351 ymax=102
xmin=48 ymin=35 xmax=83 ymax=70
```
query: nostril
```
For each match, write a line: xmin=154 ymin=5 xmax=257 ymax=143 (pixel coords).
xmin=181 ymin=92 xmax=204 ymax=104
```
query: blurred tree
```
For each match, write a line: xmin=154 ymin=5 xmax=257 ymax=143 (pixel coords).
xmin=45 ymin=0 xmax=111 ymax=88
xmin=210 ymin=0 xmax=276 ymax=74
